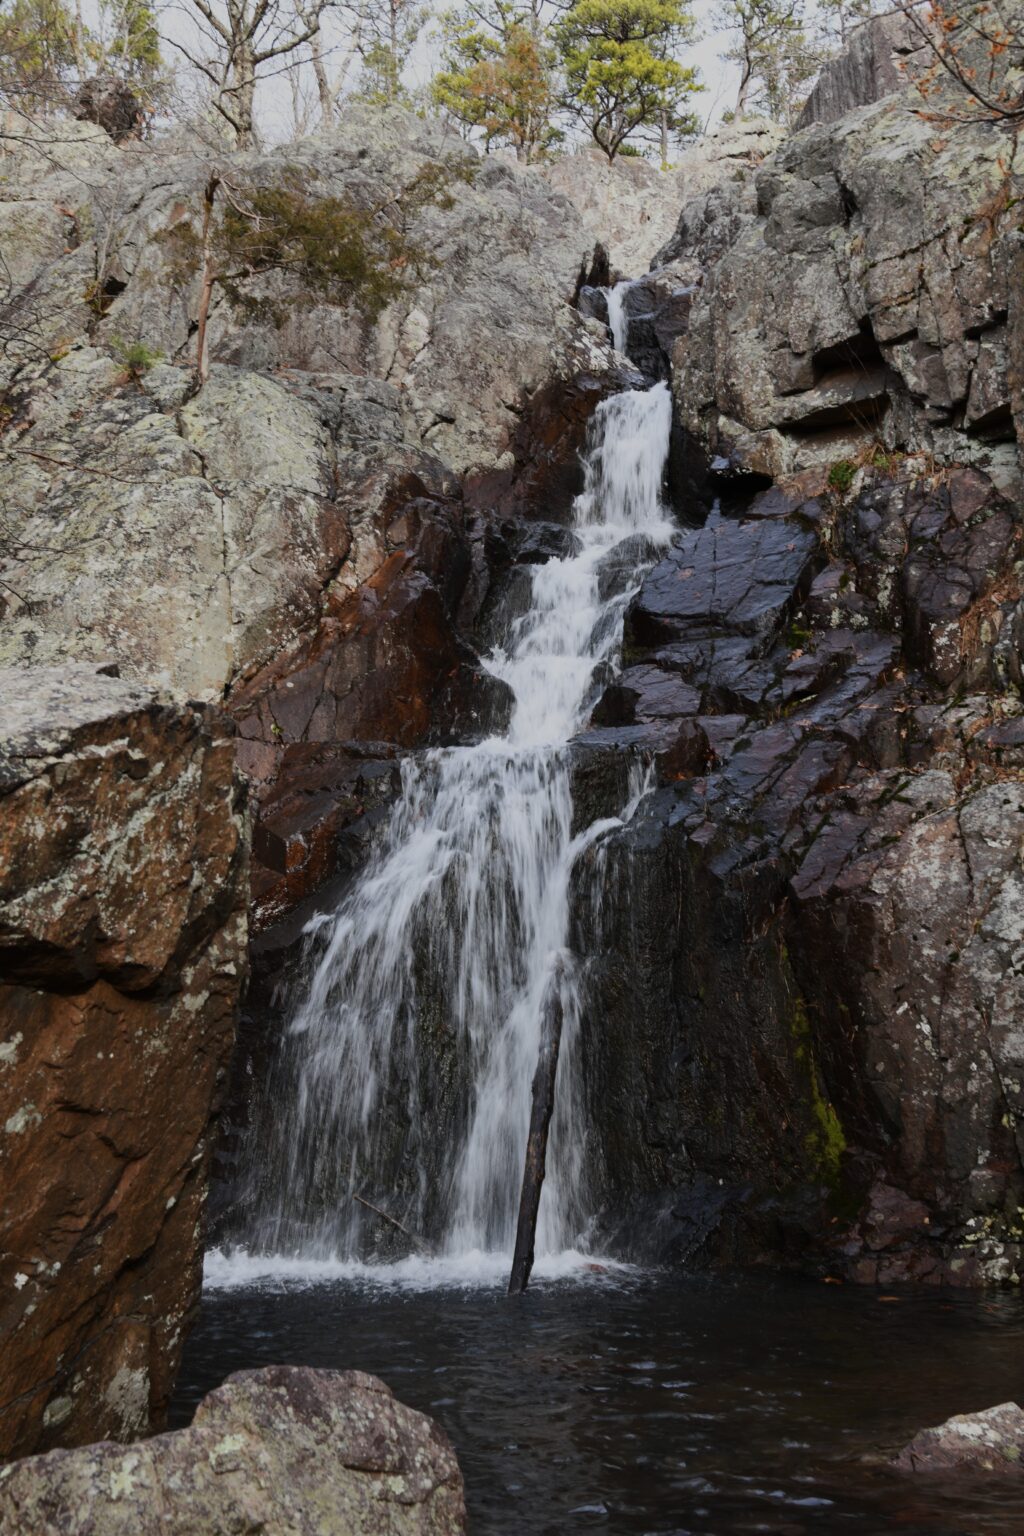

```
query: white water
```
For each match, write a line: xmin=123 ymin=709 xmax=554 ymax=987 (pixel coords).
xmin=604 ymin=280 xmax=635 ymax=357
xmin=229 ymin=381 xmax=673 ymax=1284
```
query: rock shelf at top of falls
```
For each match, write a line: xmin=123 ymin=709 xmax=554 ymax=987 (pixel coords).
xmin=226 ymin=378 xmax=675 ymax=1280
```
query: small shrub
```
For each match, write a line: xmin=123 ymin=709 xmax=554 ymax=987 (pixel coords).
xmin=827 ymin=459 xmax=856 ymax=494
xmin=110 ymin=335 xmax=163 ymax=378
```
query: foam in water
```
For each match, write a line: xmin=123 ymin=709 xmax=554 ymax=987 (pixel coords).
xmin=204 ymin=1245 xmax=637 ymax=1294
xmin=232 ymin=382 xmax=674 ymax=1285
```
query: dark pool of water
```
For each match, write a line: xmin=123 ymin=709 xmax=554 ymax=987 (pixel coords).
xmin=172 ymin=1267 xmax=1024 ymax=1534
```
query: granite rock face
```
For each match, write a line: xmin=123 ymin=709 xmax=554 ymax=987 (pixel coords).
xmin=669 ymin=53 xmax=1023 ymax=490
xmin=0 ymin=1367 xmax=467 ymax=1534
xmin=0 ymin=666 xmax=249 ymax=1459
xmin=0 ymin=109 xmax=617 ymax=923
xmin=797 ymin=11 xmax=930 ymax=128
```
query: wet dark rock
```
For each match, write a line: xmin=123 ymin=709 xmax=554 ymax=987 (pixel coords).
xmin=512 ymin=522 xmax=582 ymax=564
xmin=577 ymin=284 xmax=609 ymax=327
xmin=893 ymin=1403 xmax=1024 ymax=1475
xmin=0 ymin=667 xmax=248 ymax=1459
xmin=464 ymin=372 xmax=619 ymax=525
xmin=580 ymin=454 xmax=1024 ymax=1284
xmin=626 ymin=515 xmax=819 ymax=648
xmin=591 ymin=665 xmax=701 ymax=725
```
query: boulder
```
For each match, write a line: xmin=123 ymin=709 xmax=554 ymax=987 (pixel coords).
xmin=0 ymin=665 xmax=248 ymax=1458
xmin=73 ymin=75 xmax=144 ymax=142
xmin=0 ymin=1367 xmax=467 ymax=1534
xmin=893 ymin=1403 xmax=1024 ymax=1473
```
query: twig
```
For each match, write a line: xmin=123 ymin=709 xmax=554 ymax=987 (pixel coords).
xmin=353 ymin=1192 xmax=431 ymax=1253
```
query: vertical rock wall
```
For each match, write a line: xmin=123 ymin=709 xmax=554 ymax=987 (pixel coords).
xmin=0 ymin=666 xmax=248 ymax=1459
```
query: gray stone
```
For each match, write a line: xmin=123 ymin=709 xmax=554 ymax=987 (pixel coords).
xmin=797 ymin=12 xmax=930 ymax=129
xmin=0 ymin=1367 xmax=467 ymax=1533
xmin=894 ymin=1403 xmax=1024 ymax=1473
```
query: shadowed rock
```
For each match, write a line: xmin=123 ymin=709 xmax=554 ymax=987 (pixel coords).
xmin=0 ymin=666 xmax=248 ymax=1459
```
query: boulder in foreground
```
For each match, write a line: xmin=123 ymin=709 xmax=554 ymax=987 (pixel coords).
xmin=0 ymin=1367 xmax=467 ymax=1535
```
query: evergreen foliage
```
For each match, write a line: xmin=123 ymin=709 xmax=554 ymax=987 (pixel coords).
xmin=553 ymin=0 xmax=700 ymax=160
xmin=433 ymin=3 xmax=557 ymax=161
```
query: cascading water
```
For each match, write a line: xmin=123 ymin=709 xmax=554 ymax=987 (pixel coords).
xmin=233 ymin=378 xmax=674 ymax=1279
xmin=604 ymin=280 xmax=634 ymax=357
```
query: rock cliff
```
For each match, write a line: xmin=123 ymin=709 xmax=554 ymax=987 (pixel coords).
xmin=576 ymin=26 xmax=1024 ymax=1284
xmin=0 ymin=107 xmax=621 ymax=925
xmin=662 ymin=40 xmax=1022 ymax=495
xmin=0 ymin=666 xmax=248 ymax=1458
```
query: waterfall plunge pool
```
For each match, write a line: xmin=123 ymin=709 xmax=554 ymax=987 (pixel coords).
xmin=171 ymin=1267 xmax=1024 ymax=1534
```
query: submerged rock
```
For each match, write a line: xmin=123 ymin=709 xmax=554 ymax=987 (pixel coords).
xmin=0 ymin=1367 xmax=467 ymax=1534
xmin=0 ymin=666 xmax=248 ymax=1459
xmin=894 ymin=1403 xmax=1024 ymax=1474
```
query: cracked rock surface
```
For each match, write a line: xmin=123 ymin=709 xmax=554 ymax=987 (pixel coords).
xmin=0 ymin=108 xmax=619 ymax=923
xmin=581 ymin=456 xmax=1024 ymax=1284
xmin=0 ymin=665 xmax=249 ymax=1458
xmin=0 ymin=1366 xmax=467 ymax=1534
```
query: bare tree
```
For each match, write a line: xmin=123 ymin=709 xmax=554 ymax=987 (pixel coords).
xmin=167 ymin=0 xmax=337 ymax=145
xmin=296 ymin=0 xmax=361 ymax=126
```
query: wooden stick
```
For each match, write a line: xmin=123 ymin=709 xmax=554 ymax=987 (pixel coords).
xmin=508 ymin=986 xmax=564 ymax=1295
xmin=354 ymin=1192 xmax=430 ymax=1254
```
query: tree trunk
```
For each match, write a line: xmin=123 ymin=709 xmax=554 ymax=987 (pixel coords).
xmin=660 ymin=108 xmax=669 ymax=168
xmin=195 ymin=174 xmax=220 ymax=385
xmin=507 ymin=988 xmax=564 ymax=1296
xmin=311 ymin=34 xmax=333 ymax=125
xmin=229 ymin=42 xmax=258 ymax=147
xmin=735 ymin=57 xmax=753 ymax=117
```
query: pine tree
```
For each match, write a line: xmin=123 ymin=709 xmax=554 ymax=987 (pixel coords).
xmin=432 ymin=5 xmax=556 ymax=161
xmin=554 ymin=0 xmax=700 ymax=162
xmin=0 ymin=0 xmax=80 ymax=106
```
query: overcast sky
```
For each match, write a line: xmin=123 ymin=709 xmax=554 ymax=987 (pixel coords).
xmin=136 ymin=0 xmax=742 ymax=145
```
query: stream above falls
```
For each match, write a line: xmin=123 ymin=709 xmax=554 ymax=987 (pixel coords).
xmin=173 ymin=1267 xmax=1024 ymax=1535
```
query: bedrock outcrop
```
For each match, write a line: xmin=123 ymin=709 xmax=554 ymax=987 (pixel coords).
xmin=662 ymin=26 xmax=1023 ymax=492
xmin=0 ymin=107 xmax=618 ymax=923
xmin=0 ymin=1367 xmax=467 ymax=1534
xmin=580 ymin=455 xmax=1024 ymax=1284
xmin=0 ymin=666 xmax=248 ymax=1458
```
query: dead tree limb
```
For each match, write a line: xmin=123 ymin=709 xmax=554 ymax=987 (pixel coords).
xmin=353 ymin=1192 xmax=430 ymax=1254
xmin=508 ymin=986 xmax=564 ymax=1295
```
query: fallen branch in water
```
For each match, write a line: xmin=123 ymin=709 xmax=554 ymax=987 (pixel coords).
xmin=508 ymin=980 xmax=564 ymax=1296
xmin=354 ymin=1192 xmax=431 ymax=1254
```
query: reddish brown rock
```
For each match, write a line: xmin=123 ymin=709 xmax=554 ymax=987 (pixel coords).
xmin=0 ymin=665 xmax=248 ymax=1460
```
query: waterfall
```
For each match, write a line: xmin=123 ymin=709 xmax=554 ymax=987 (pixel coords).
xmin=236 ymin=381 xmax=674 ymax=1276
xmin=604 ymin=280 xmax=635 ymax=357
